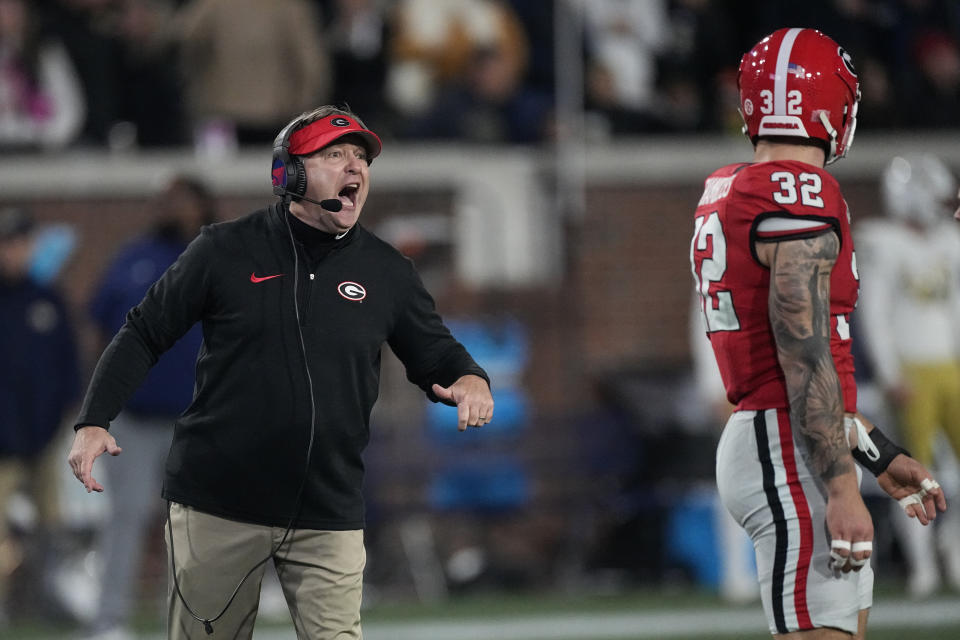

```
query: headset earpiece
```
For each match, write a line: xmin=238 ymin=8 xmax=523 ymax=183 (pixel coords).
xmin=271 ymin=116 xmax=307 ymax=200
xmin=286 ymin=156 xmax=307 ymax=198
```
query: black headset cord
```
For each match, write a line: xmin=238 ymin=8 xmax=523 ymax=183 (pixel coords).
xmin=166 ymin=204 xmax=318 ymax=635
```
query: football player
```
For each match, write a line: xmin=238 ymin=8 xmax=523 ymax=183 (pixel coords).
xmin=856 ymin=154 xmax=960 ymax=598
xmin=690 ymin=28 xmax=946 ymax=639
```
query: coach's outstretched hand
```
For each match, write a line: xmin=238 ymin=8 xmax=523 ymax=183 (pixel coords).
xmin=67 ymin=425 xmax=122 ymax=493
xmin=432 ymin=374 xmax=493 ymax=431
xmin=878 ymin=454 xmax=947 ymax=525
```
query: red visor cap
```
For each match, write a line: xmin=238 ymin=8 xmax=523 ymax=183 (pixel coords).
xmin=287 ymin=115 xmax=382 ymax=162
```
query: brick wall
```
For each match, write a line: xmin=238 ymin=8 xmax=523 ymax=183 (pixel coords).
xmin=5 ymin=176 xmax=883 ymax=410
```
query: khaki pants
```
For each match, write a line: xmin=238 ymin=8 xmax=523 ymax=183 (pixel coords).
xmin=0 ymin=444 xmax=61 ymax=606
xmin=165 ymin=503 xmax=364 ymax=640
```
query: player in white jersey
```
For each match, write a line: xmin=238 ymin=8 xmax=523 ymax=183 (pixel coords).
xmin=856 ymin=154 xmax=960 ymax=597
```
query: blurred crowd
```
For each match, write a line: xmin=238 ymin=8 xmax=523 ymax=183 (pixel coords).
xmin=0 ymin=178 xmax=214 ymax=632
xmin=0 ymin=0 xmax=958 ymax=154
xmin=2 ymin=0 xmax=960 ymax=635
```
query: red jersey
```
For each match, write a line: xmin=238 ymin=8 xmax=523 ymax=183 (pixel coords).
xmin=690 ymin=160 xmax=859 ymax=412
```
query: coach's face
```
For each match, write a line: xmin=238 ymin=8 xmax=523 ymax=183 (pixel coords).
xmin=291 ymin=140 xmax=370 ymax=235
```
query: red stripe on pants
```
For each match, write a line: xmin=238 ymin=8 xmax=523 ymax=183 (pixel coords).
xmin=777 ymin=408 xmax=814 ymax=629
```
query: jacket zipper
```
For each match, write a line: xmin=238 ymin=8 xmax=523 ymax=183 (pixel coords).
xmin=297 ymin=251 xmax=322 ymax=327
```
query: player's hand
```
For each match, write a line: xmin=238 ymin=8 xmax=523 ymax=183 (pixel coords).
xmin=432 ymin=375 xmax=493 ymax=431
xmin=67 ymin=425 xmax=122 ymax=493
xmin=877 ymin=454 xmax=947 ymax=525
xmin=825 ymin=475 xmax=874 ymax=574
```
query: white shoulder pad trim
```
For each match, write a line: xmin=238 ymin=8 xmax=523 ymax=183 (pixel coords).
xmin=756 ymin=216 xmax=831 ymax=233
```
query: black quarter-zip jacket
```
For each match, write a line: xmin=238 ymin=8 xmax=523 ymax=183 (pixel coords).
xmin=77 ymin=203 xmax=488 ymax=529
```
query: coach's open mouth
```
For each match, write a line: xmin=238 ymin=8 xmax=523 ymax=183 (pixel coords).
xmin=339 ymin=184 xmax=359 ymax=207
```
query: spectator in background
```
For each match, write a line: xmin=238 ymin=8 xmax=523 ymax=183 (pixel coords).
xmin=80 ymin=176 xmax=215 ymax=640
xmin=113 ymin=0 xmax=188 ymax=148
xmin=856 ymin=154 xmax=960 ymax=598
xmin=853 ymin=55 xmax=901 ymax=130
xmin=323 ymin=0 xmax=391 ymax=136
xmin=807 ymin=0 xmax=904 ymax=130
xmin=579 ymin=0 xmax=670 ymax=136
xmin=0 ymin=0 xmax=85 ymax=150
xmin=173 ymin=0 xmax=330 ymax=149
xmin=657 ymin=0 xmax=739 ymax=133
xmin=0 ymin=206 xmax=80 ymax=627
xmin=386 ymin=0 xmax=528 ymax=121
xmin=905 ymin=30 xmax=960 ymax=128
xmin=504 ymin=0 xmax=555 ymax=99
xmin=401 ymin=39 xmax=551 ymax=144
xmin=41 ymin=0 xmax=121 ymax=147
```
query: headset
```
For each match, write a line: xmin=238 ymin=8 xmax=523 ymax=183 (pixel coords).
xmin=271 ymin=114 xmax=348 ymax=212
xmin=271 ymin=115 xmax=309 ymax=202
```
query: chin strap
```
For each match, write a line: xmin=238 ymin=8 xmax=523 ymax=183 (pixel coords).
xmin=818 ymin=111 xmax=840 ymax=164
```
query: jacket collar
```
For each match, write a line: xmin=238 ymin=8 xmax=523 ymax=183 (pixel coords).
xmin=267 ymin=201 xmax=360 ymax=247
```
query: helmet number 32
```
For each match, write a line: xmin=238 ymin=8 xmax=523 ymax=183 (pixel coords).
xmin=759 ymin=89 xmax=803 ymax=115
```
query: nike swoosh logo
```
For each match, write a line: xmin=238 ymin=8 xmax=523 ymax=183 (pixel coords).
xmin=250 ymin=272 xmax=284 ymax=283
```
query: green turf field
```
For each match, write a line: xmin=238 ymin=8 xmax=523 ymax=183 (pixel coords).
xmin=5 ymin=582 xmax=960 ymax=639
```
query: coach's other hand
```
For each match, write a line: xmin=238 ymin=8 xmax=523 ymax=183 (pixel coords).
xmin=432 ymin=374 xmax=493 ymax=431
xmin=68 ymin=425 xmax=122 ymax=493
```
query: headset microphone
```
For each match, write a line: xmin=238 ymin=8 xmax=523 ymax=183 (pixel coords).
xmin=320 ymin=198 xmax=343 ymax=212
xmin=289 ymin=194 xmax=343 ymax=212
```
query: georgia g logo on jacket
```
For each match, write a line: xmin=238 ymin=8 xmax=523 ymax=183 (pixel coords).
xmin=337 ymin=281 xmax=366 ymax=301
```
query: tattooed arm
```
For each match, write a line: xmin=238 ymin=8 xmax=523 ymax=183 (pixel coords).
xmin=756 ymin=231 xmax=873 ymax=572
xmin=761 ymin=232 xmax=851 ymax=482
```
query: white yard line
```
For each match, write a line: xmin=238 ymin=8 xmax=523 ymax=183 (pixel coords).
xmin=37 ymin=597 xmax=960 ymax=639
xmin=358 ymin=598 xmax=960 ymax=640
xmin=242 ymin=597 xmax=960 ymax=640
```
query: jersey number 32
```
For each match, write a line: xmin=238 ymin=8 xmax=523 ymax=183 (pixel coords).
xmin=691 ymin=212 xmax=740 ymax=332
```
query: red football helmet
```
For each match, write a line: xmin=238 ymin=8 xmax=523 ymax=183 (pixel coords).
xmin=738 ymin=28 xmax=861 ymax=164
